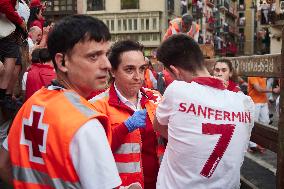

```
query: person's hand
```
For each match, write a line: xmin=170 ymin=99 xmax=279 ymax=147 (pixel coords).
xmin=124 ymin=109 xmax=147 ymax=132
xmin=43 ymin=26 xmax=51 ymax=36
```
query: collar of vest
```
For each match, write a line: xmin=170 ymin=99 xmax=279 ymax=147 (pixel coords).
xmin=108 ymin=83 xmax=155 ymax=112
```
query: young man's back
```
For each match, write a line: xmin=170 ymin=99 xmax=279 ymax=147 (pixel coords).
xmin=156 ymin=78 xmax=254 ymax=189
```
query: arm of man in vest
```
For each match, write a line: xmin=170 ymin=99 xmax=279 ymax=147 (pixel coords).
xmin=0 ymin=146 xmax=13 ymax=185
xmin=153 ymin=117 xmax=168 ymax=139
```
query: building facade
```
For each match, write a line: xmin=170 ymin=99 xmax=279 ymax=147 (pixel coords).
xmin=191 ymin=0 xmax=239 ymax=57
xmin=79 ymin=0 xmax=184 ymax=55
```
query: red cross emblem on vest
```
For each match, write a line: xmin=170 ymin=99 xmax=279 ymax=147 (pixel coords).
xmin=21 ymin=105 xmax=49 ymax=164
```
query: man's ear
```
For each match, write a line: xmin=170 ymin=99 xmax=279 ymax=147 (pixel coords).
xmin=169 ymin=65 xmax=181 ymax=80
xmin=54 ymin=53 xmax=68 ymax=73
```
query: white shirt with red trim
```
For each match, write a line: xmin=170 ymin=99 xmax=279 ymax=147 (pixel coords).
xmin=156 ymin=78 xmax=255 ymax=189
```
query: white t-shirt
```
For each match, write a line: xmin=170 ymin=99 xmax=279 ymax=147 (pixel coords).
xmin=156 ymin=78 xmax=254 ymax=189
xmin=22 ymin=71 xmax=28 ymax=91
xmin=17 ymin=0 xmax=30 ymax=23
xmin=28 ymin=37 xmax=35 ymax=53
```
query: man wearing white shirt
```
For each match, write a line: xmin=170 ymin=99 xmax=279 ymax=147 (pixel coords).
xmin=27 ymin=26 xmax=42 ymax=53
xmin=0 ymin=15 xmax=121 ymax=189
xmin=153 ymin=34 xmax=255 ymax=189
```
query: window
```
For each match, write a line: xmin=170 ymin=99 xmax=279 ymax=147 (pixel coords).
xmin=46 ymin=0 xmax=77 ymax=11
xmin=152 ymin=34 xmax=158 ymax=41
xmin=128 ymin=19 xmax=132 ymax=30
xmin=142 ymin=34 xmax=150 ymax=41
xmin=146 ymin=19 xmax=149 ymax=30
xmin=141 ymin=19 xmax=144 ymax=30
xmin=121 ymin=0 xmax=139 ymax=9
xmin=118 ymin=20 xmax=122 ymax=31
xmin=153 ymin=18 xmax=157 ymax=30
xmin=167 ymin=0 xmax=174 ymax=12
xmin=87 ymin=0 xmax=105 ymax=11
xmin=134 ymin=19 xmax=137 ymax=30
xmin=111 ymin=20 xmax=114 ymax=31
xmin=129 ymin=34 xmax=139 ymax=41
xmin=123 ymin=19 xmax=127 ymax=30
xmin=106 ymin=20 xmax=110 ymax=29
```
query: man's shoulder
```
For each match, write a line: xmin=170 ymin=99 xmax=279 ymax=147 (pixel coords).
xmin=89 ymin=89 xmax=110 ymax=104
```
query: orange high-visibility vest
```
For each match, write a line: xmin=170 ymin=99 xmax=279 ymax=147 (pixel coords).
xmin=163 ymin=18 xmax=200 ymax=40
xmin=90 ymin=85 xmax=165 ymax=188
xmin=8 ymin=88 xmax=109 ymax=189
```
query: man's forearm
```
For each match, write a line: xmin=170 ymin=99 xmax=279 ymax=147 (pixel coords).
xmin=0 ymin=147 xmax=13 ymax=185
xmin=153 ymin=117 xmax=168 ymax=139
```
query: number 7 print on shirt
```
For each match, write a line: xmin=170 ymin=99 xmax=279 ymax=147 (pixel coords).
xmin=200 ymin=123 xmax=235 ymax=178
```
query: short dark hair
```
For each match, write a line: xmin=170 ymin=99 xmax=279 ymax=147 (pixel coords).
xmin=108 ymin=40 xmax=144 ymax=70
xmin=157 ymin=34 xmax=204 ymax=72
xmin=39 ymin=48 xmax=51 ymax=63
xmin=47 ymin=15 xmax=111 ymax=70
xmin=31 ymin=48 xmax=41 ymax=63
xmin=182 ymin=13 xmax=193 ymax=25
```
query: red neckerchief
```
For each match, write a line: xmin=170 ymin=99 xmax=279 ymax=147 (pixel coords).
xmin=191 ymin=77 xmax=226 ymax=90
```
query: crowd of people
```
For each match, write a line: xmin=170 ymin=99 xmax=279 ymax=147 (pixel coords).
xmin=0 ymin=3 xmax=281 ymax=189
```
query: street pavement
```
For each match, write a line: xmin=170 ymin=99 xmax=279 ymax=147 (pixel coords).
xmin=240 ymin=101 xmax=278 ymax=189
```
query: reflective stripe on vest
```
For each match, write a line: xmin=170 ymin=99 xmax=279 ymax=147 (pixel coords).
xmin=89 ymin=90 xmax=109 ymax=104
xmin=116 ymin=162 xmax=141 ymax=173
xmin=13 ymin=166 xmax=81 ymax=189
xmin=115 ymin=143 xmax=141 ymax=173
xmin=171 ymin=27 xmax=177 ymax=34
xmin=64 ymin=91 xmax=97 ymax=117
xmin=116 ymin=143 xmax=140 ymax=154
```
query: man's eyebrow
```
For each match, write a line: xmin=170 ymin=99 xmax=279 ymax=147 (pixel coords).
xmin=85 ymin=50 xmax=105 ymax=57
xmin=124 ymin=65 xmax=136 ymax=68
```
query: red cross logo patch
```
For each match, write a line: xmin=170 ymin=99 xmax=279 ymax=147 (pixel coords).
xmin=21 ymin=105 xmax=49 ymax=164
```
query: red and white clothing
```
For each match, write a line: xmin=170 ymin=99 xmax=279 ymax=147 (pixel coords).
xmin=3 ymin=85 xmax=121 ymax=189
xmin=156 ymin=77 xmax=254 ymax=189
xmin=0 ymin=0 xmax=24 ymax=27
xmin=227 ymin=80 xmax=240 ymax=93
xmin=25 ymin=63 xmax=56 ymax=100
